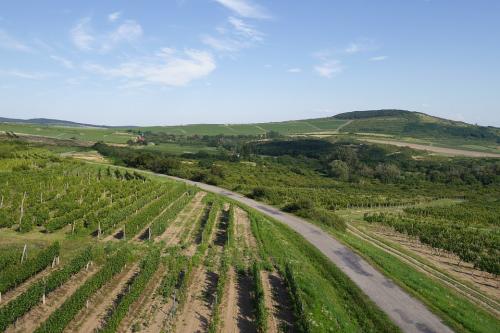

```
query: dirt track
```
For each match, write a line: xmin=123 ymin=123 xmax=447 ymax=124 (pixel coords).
xmin=359 ymin=138 xmax=500 ymax=157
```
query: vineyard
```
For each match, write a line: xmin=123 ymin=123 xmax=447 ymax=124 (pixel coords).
xmin=0 ymin=141 xmax=401 ymax=332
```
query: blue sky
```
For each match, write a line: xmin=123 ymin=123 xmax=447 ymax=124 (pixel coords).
xmin=0 ymin=0 xmax=499 ymax=126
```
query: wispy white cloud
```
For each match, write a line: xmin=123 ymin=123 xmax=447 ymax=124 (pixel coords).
xmin=104 ymin=20 xmax=142 ymax=51
xmin=201 ymin=35 xmax=240 ymax=52
xmin=370 ymin=55 xmax=388 ymax=61
xmin=108 ymin=11 xmax=121 ymax=22
xmin=215 ymin=0 xmax=270 ymax=19
xmin=228 ymin=16 xmax=263 ymax=41
xmin=287 ymin=67 xmax=301 ymax=73
xmin=314 ymin=60 xmax=342 ymax=78
xmin=344 ymin=39 xmax=377 ymax=54
xmin=0 ymin=69 xmax=51 ymax=80
xmin=0 ymin=29 xmax=32 ymax=52
xmin=70 ymin=17 xmax=142 ymax=52
xmin=50 ymin=55 xmax=74 ymax=69
xmin=84 ymin=48 xmax=216 ymax=87
xmin=202 ymin=16 xmax=263 ymax=53
xmin=70 ymin=17 xmax=94 ymax=50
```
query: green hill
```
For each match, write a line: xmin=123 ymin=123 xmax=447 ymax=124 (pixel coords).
xmin=332 ymin=109 xmax=500 ymax=142
xmin=2 ymin=110 xmax=499 ymax=153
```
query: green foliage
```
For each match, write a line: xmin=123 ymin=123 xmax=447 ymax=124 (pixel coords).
xmin=0 ymin=242 xmax=60 ymax=294
xmin=35 ymin=248 xmax=130 ymax=333
xmin=99 ymin=247 xmax=161 ymax=333
xmin=252 ymin=263 xmax=268 ymax=333
xmin=248 ymin=210 xmax=400 ymax=332
xmin=364 ymin=210 xmax=500 ymax=275
xmin=0 ymin=247 xmax=93 ymax=331
xmin=337 ymin=231 xmax=500 ymax=333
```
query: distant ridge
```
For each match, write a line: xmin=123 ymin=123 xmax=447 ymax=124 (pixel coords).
xmin=333 ymin=109 xmax=418 ymax=120
xmin=0 ymin=117 xmax=108 ymax=128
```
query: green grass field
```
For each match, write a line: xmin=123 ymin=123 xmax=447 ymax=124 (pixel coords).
xmin=135 ymin=118 xmax=348 ymax=136
xmin=0 ymin=123 xmax=134 ymax=144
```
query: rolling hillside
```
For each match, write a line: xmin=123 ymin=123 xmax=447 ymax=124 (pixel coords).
xmin=2 ymin=110 xmax=499 ymax=154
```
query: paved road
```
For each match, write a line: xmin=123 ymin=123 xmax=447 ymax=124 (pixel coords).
xmin=161 ymin=175 xmax=454 ymax=333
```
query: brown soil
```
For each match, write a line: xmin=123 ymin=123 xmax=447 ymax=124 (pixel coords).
xmin=6 ymin=265 xmax=99 ymax=333
xmin=260 ymin=271 xmax=295 ymax=333
xmin=64 ymin=263 xmax=140 ymax=333
xmin=156 ymin=191 xmax=206 ymax=245
xmin=173 ymin=267 xmax=218 ymax=333
xmin=132 ymin=192 xmax=188 ymax=241
xmin=0 ymin=266 xmax=56 ymax=306
xmin=146 ymin=197 xmax=217 ymax=333
xmin=103 ymin=190 xmax=172 ymax=242
xmin=65 ymin=151 xmax=108 ymax=163
xmin=235 ymin=207 xmax=257 ymax=249
xmin=173 ymin=206 xmax=228 ymax=333
xmin=142 ymin=297 xmax=175 ymax=333
xmin=220 ymin=269 xmax=257 ymax=333
xmin=372 ymin=225 xmax=500 ymax=300
xmin=221 ymin=268 xmax=239 ymax=333
xmin=234 ymin=207 xmax=257 ymax=267
xmin=117 ymin=263 xmax=167 ymax=332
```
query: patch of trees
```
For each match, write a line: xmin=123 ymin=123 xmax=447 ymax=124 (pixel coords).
xmin=250 ymin=139 xmax=500 ymax=185
xmin=333 ymin=109 xmax=417 ymax=120
xmin=403 ymin=122 xmax=500 ymax=142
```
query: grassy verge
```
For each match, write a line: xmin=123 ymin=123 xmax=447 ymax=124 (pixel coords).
xmin=248 ymin=210 xmax=401 ymax=332
xmin=334 ymin=231 xmax=499 ymax=333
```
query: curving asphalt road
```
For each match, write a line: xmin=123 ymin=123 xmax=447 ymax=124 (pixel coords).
xmin=161 ymin=175 xmax=454 ymax=333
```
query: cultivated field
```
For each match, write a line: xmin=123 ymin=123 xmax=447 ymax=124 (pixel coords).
xmin=0 ymin=141 xmax=401 ymax=332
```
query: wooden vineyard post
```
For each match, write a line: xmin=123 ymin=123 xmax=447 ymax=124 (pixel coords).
xmin=98 ymin=222 xmax=102 ymax=238
xmin=72 ymin=221 xmax=75 ymax=234
xmin=42 ymin=277 xmax=46 ymax=305
xmin=1 ymin=194 xmax=4 ymax=208
xmin=19 ymin=192 xmax=26 ymax=225
xmin=0 ymin=292 xmax=2 ymax=303
xmin=123 ymin=226 xmax=126 ymax=240
xmin=21 ymin=244 xmax=27 ymax=264
xmin=148 ymin=226 xmax=151 ymax=240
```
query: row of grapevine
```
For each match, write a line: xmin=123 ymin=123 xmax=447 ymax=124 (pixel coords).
xmin=252 ymin=263 xmax=268 ymax=333
xmin=159 ymin=247 xmax=190 ymax=299
xmin=0 ymin=154 xmax=183 ymax=234
xmin=364 ymin=212 xmax=500 ymax=275
xmin=283 ymin=263 xmax=311 ymax=333
xmin=207 ymin=254 xmax=229 ymax=333
xmin=0 ymin=247 xmax=22 ymax=271
xmin=34 ymin=248 xmax=130 ymax=333
xmin=123 ymin=185 xmax=188 ymax=238
xmin=0 ymin=247 xmax=93 ymax=331
xmin=0 ymin=242 xmax=60 ymax=294
xmin=97 ymin=184 xmax=170 ymax=234
xmin=99 ymin=247 xmax=161 ymax=332
xmin=207 ymin=205 xmax=233 ymax=332
xmin=240 ymin=184 xmax=434 ymax=211
xmin=150 ymin=190 xmax=195 ymax=237
xmin=45 ymin=178 xmax=148 ymax=232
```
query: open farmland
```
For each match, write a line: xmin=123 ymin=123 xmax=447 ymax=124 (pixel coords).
xmin=0 ymin=141 xmax=403 ymax=333
xmin=0 ymin=123 xmax=134 ymax=144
